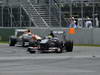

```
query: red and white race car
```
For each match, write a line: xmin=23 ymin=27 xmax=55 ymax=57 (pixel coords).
xmin=9 ymin=29 xmax=41 ymax=47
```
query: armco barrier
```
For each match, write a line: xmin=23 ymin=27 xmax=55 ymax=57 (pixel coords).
xmin=30 ymin=28 xmax=100 ymax=45
xmin=93 ymin=28 xmax=100 ymax=45
xmin=0 ymin=28 xmax=100 ymax=45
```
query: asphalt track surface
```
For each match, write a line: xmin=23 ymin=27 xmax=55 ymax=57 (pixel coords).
xmin=0 ymin=44 xmax=100 ymax=75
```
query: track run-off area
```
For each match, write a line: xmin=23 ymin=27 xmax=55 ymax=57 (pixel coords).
xmin=0 ymin=43 xmax=100 ymax=75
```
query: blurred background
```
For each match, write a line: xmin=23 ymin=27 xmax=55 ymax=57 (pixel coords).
xmin=0 ymin=0 xmax=100 ymax=45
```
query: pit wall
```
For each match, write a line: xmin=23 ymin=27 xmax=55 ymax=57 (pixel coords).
xmin=0 ymin=28 xmax=100 ymax=45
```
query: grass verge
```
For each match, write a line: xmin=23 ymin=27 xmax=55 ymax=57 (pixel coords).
xmin=0 ymin=41 xmax=8 ymax=44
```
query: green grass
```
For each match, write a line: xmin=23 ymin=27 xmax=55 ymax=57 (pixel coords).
xmin=0 ymin=41 xmax=9 ymax=44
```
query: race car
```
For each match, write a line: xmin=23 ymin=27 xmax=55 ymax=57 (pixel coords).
xmin=27 ymin=30 xmax=73 ymax=53
xmin=9 ymin=29 xmax=41 ymax=47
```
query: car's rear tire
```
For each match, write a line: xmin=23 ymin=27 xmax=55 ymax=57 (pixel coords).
xmin=22 ymin=41 xmax=25 ymax=47
xmin=64 ymin=40 xmax=73 ymax=52
xmin=9 ymin=38 xmax=16 ymax=46
xmin=27 ymin=47 xmax=36 ymax=53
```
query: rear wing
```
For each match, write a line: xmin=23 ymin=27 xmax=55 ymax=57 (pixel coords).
xmin=15 ymin=29 xmax=27 ymax=37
